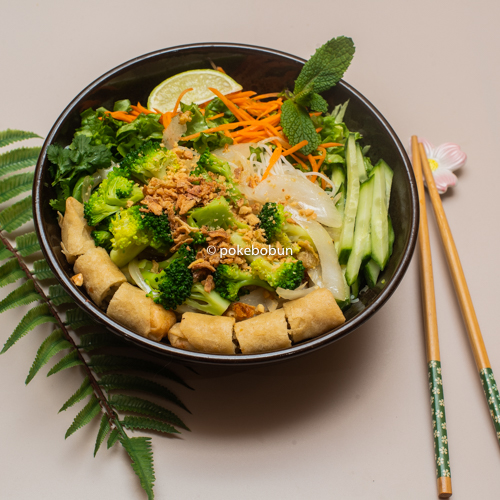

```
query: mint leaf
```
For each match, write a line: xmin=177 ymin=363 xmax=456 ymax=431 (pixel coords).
xmin=294 ymin=37 xmax=355 ymax=95
xmin=307 ymin=94 xmax=329 ymax=114
xmin=280 ymin=100 xmax=320 ymax=155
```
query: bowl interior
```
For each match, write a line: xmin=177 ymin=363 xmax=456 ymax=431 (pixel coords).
xmin=34 ymin=43 xmax=418 ymax=365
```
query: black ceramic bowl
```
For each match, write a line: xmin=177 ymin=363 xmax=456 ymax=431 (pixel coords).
xmin=33 ymin=43 xmax=418 ymax=366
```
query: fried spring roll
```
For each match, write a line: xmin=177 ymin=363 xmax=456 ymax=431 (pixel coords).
xmin=283 ymin=288 xmax=345 ymax=343
xmin=107 ymin=283 xmax=176 ymax=342
xmin=234 ymin=309 xmax=291 ymax=354
xmin=60 ymin=197 xmax=95 ymax=264
xmin=73 ymin=247 xmax=126 ymax=307
xmin=168 ymin=312 xmax=236 ymax=354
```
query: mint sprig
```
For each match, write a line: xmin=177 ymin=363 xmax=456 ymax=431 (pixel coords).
xmin=280 ymin=36 xmax=355 ymax=155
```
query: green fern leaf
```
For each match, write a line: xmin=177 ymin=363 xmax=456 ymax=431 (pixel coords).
xmin=0 ymin=129 xmax=41 ymax=148
xmin=94 ymin=414 xmax=111 ymax=456
xmin=26 ymin=329 xmax=72 ymax=384
xmin=0 ymin=146 xmax=41 ymax=177
xmin=0 ymin=242 xmax=11 ymax=261
xmin=109 ymin=394 xmax=189 ymax=431
xmin=107 ymin=428 xmax=120 ymax=449
xmin=122 ymin=416 xmax=180 ymax=435
xmin=0 ymin=195 xmax=33 ymax=232
xmin=32 ymin=259 xmax=55 ymax=280
xmin=65 ymin=307 xmax=95 ymax=330
xmin=78 ymin=331 xmax=125 ymax=351
xmin=0 ymin=172 xmax=34 ymax=204
xmin=0 ymin=280 xmax=40 ymax=314
xmin=48 ymin=284 xmax=74 ymax=306
xmin=0 ymin=258 xmax=25 ymax=288
xmin=1 ymin=303 xmax=57 ymax=354
xmin=99 ymin=374 xmax=189 ymax=413
xmin=65 ymin=394 xmax=101 ymax=439
xmin=120 ymin=436 xmax=155 ymax=499
xmin=47 ymin=350 xmax=83 ymax=376
xmin=89 ymin=355 xmax=193 ymax=389
xmin=59 ymin=377 xmax=93 ymax=412
xmin=16 ymin=232 xmax=41 ymax=257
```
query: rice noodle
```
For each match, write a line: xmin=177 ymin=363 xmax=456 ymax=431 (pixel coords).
xmin=128 ymin=259 xmax=151 ymax=294
xmin=276 ymin=284 xmax=318 ymax=300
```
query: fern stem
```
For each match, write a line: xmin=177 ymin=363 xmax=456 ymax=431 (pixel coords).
xmin=0 ymin=231 xmax=117 ymax=426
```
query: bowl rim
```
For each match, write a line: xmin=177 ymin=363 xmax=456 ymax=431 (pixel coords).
xmin=33 ymin=42 xmax=419 ymax=366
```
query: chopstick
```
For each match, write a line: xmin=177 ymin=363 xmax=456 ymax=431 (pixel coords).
xmin=411 ymin=137 xmax=453 ymax=498
xmin=419 ymin=143 xmax=500 ymax=445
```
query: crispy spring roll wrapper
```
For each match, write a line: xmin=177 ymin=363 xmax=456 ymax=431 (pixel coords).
xmin=283 ymin=288 xmax=345 ymax=343
xmin=107 ymin=283 xmax=176 ymax=342
xmin=60 ymin=197 xmax=95 ymax=264
xmin=73 ymin=247 xmax=126 ymax=308
xmin=169 ymin=312 xmax=236 ymax=354
xmin=234 ymin=308 xmax=291 ymax=354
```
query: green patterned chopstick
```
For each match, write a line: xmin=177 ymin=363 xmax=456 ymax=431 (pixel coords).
xmin=419 ymin=143 xmax=500 ymax=448
xmin=412 ymin=136 xmax=452 ymax=498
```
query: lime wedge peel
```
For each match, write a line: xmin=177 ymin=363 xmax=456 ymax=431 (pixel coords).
xmin=147 ymin=69 xmax=243 ymax=114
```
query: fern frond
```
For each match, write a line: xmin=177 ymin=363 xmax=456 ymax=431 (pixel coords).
xmin=99 ymin=374 xmax=189 ymax=413
xmin=0 ymin=242 xmax=11 ymax=261
xmin=109 ymin=394 xmax=189 ymax=431
xmin=0 ymin=129 xmax=41 ymax=148
xmin=0 ymin=280 xmax=39 ymax=314
xmin=16 ymin=232 xmax=40 ymax=257
xmin=122 ymin=416 xmax=180 ymax=435
xmin=47 ymin=349 xmax=83 ymax=376
xmin=89 ymin=355 xmax=193 ymax=390
xmin=65 ymin=394 xmax=101 ymax=439
xmin=32 ymin=259 xmax=55 ymax=280
xmin=120 ymin=436 xmax=155 ymax=500
xmin=0 ymin=146 xmax=41 ymax=177
xmin=48 ymin=284 xmax=74 ymax=306
xmin=94 ymin=414 xmax=111 ymax=456
xmin=0 ymin=172 xmax=34 ymax=204
xmin=0 ymin=258 xmax=25 ymax=288
xmin=65 ymin=307 xmax=95 ymax=330
xmin=0 ymin=195 xmax=33 ymax=232
xmin=59 ymin=377 xmax=93 ymax=412
xmin=26 ymin=329 xmax=72 ymax=384
xmin=107 ymin=428 xmax=120 ymax=449
xmin=1 ymin=304 xmax=57 ymax=354
xmin=78 ymin=331 xmax=125 ymax=351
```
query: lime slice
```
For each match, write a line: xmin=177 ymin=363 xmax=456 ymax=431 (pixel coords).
xmin=147 ymin=69 xmax=243 ymax=113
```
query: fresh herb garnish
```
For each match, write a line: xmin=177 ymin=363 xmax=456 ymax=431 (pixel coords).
xmin=280 ymin=36 xmax=355 ymax=155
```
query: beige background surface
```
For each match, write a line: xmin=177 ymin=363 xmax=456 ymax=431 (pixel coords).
xmin=1 ymin=0 xmax=500 ymax=498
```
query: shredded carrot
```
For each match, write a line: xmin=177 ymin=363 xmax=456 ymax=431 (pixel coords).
xmin=319 ymin=142 xmax=342 ymax=148
xmin=208 ymin=87 xmax=254 ymax=122
xmin=261 ymin=144 xmax=283 ymax=181
xmin=130 ymin=110 xmax=140 ymax=117
xmin=290 ymin=153 xmax=308 ymax=170
xmin=161 ymin=112 xmax=174 ymax=128
xmin=216 ymin=66 xmax=226 ymax=74
xmin=180 ymin=120 xmax=255 ymax=142
xmin=282 ymin=140 xmax=309 ymax=156
xmin=228 ymin=91 xmax=257 ymax=99
xmin=253 ymin=93 xmax=280 ymax=101
xmin=315 ymin=127 xmax=323 ymax=133
xmin=308 ymin=147 xmax=327 ymax=184
xmin=108 ymin=111 xmax=136 ymax=123
xmin=153 ymin=108 xmax=163 ymax=114
xmin=206 ymin=113 xmax=225 ymax=121
xmin=137 ymin=103 xmax=156 ymax=115
xmin=310 ymin=112 xmax=322 ymax=116
xmin=173 ymin=88 xmax=193 ymax=114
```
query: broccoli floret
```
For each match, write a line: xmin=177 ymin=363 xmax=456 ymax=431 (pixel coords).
xmin=120 ymin=140 xmax=180 ymax=183
xmin=193 ymin=151 xmax=242 ymax=202
xmin=91 ymin=230 xmax=113 ymax=252
xmin=83 ymin=174 xmax=143 ymax=226
xmin=250 ymin=258 xmax=305 ymax=290
xmin=108 ymin=206 xmax=173 ymax=267
xmin=190 ymin=230 xmax=207 ymax=245
xmin=214 ymin=264 xmax=274 ymax=301
xmin=189 ymin=197 xmax=248 ymax=231
xmin=150 ymin=259 xmax=194 ymax=310
xmin=139 ymin=211 xmax=173 ymax=250
xmin=158 ymin=242 xmax=197 ymax=269
xmin=185 ymin=282 xmax=230 ymax=316
xmin=258 ymin=202 xmax=289 ymax=243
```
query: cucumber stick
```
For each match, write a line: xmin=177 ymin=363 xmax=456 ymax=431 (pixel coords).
xmin=370 ymin=164 xmax=390 ymax=270
xmin=345 ymin=176 xmax=374 ymax=285
xmin=331 ymin=164 xmax=345 ymax=196
xmin=356 ymin=143 xmax=368 ymax=183
xmin=378 ymin=159 xmax=394 ymax=208
xmin=338 ymin=134 xmax=360 ymax=264
xmin=364 ymin=259 xmax=380 ymax=288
